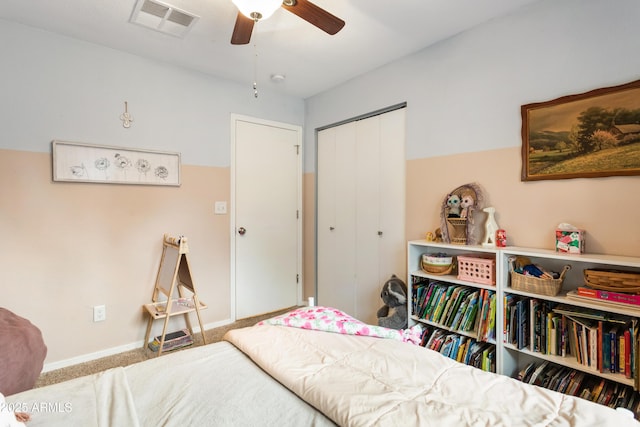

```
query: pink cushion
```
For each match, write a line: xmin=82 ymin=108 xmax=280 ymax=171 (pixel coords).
xmin=0 ymin=308 xmax=47 ymax=395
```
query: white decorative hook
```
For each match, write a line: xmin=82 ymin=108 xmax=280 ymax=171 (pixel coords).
xmin=120 ymin=101 xmax=133 ymax=128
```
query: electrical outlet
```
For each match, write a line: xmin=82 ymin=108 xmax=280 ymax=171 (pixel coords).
xmin=93 ymin=305 xmax=106 ymax=322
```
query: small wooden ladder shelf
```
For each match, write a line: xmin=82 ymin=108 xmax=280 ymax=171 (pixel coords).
xmin=143 ymin=234 xmax=207 ymax=355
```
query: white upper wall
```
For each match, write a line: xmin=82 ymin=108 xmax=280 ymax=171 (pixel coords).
xmin=0 ymin=19 xmax=304 ymax=167
xmin=4 ymin=0 xmax=639 ymax=171
xmin=304 ymin=0 xmax=640 ymax=172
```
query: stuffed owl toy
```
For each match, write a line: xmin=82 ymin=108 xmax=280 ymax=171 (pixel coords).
xmin=376 ymin=274 xmax=408 ymax=330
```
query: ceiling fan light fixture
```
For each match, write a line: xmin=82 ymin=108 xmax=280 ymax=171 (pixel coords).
xmin=232 ymin=0 xmax=282 ymax=21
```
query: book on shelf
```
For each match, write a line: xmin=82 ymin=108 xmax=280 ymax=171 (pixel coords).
xmin=537 ymin=364 xmax=556 ymax=389
xmin=422 ymin=284 xmax=441 ymax=320
xmin=414 ymin=278 xmax=495 ymax=344
xmin=432 ymin=285 xmax=457 ymax=323
xmin=566 ymin=371 xmax=586 ymax=396
xmin=504 ymin=294 xmax=520 ymax=346
xmin=608 ymin=325 xmax=620 ymax=373
xmin=419 ymin=325 xmax=433 ymax=347
xmin=624 ymin=329 xmax=632 ymax=378
xmin=461 ymin=290 xmax=480 ymax=332
xmin=564 ymin=314 xmax=599 ymax=369
xmin=516 ymin=298 xmax=529 ymax=350
xmin=568 ymin=288 xmax=640 ymax=308
xmin=443 ymin=287 xmax=468 ymax=327
xmin=148 ymin=328 xmax=193 ymax=352
xmin=528 ymin=360 xmax=549 ymax=386
xmin=503 ymin=297 xmax=638 ymax=380
xmin=547 ymin=312 xmax=561 ymax=356
xmin=503 ymin=294 xmax=511 ymax=343
xmin=450 ymin=291 xmax=472 ymax=330
xmin=552 ymin=304 xmax=628 ymax=324
xmin=424 ymin=329 xmax=446 ymax=351
xmin=423 ymin=282 xmax=447 ymax=319
xmin=590 ymin=378 xmax=607 ymax=403
xmin=517 ymin=362 xmax=536 ymax=383
xmin=529 ymin=299 xmax=543 ymax=353
xmin=482 ymin=346 xmax=495 ymax=373
xmin=478 ymin=291 xmax=496 ymax=342
xmin=476 ymin=290 xmax=489 ymax=336
xmin=455 ymin=336 xmax=468 ymax=363
xmin=464 ymin=340 xmax=493 ymax=371
xmin=619 ymin=331 xmax=626 ymax=376
xmin=548 ymin=367 xmax=570 ymax=392
xmin=438 ymin=285 xmax=462 ymax=325
xmin=557 ymin=369 xmax=576 ymax=394
xmin=419 ymin=326 xmax=495 ymax=373
xmin=440 ymin=334 xmax=462 ymax=359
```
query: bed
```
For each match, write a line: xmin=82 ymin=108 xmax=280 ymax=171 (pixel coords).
xmin=5 ymin=307 xmax=640 ymax=426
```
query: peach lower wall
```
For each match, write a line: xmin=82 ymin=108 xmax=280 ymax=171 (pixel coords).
xmin=4 ymin=145 xmax=638 ymax=365
xmin=2 ymin=149 xmax=231 ymax=365
xmin=406 ymin=147 xmax=640 ymax=257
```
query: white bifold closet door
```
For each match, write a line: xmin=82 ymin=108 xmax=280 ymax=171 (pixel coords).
xmin=317 ymin=107 xmax=406 ymax=324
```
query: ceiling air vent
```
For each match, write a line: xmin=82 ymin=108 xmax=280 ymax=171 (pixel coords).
xmin=130 ymin=0 xmax=199 ymax=38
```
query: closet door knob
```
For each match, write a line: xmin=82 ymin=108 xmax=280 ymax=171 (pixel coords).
xmin=329 ymin=227 xmax=335 ymax=231
xmin=378 ymin=231 xmax=383 ymax=236
xmin=238 ymin=227 xmax=247 ymax=235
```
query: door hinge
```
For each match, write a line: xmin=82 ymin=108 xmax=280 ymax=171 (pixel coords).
xmin=296 ymin=274 xmax=299 ymax=283
xmin=295 ymin=144 xmax=300 ymax=155
xmin=296 ymin=209 xmax=299 ymax=219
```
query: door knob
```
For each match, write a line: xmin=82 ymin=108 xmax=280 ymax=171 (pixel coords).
xmin=329 ymin=227 xmax=335 ymax=231
xmin=378 ymin=231 xmax=383 ymax=236
xmin=238 ymin=227 xmax=246 ymax=235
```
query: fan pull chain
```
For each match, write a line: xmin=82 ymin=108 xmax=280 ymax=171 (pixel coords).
xmin=253 ymin=47 xmax=258 ymax=98
xmin=253 ymin=28 xmax=259 ymax=98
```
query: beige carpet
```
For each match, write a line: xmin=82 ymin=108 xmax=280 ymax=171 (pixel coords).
xmin=35 ymin=307 xmax=295 ymax=388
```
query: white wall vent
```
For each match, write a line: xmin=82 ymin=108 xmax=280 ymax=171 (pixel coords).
xmin=130 ymin=0 xmax=199 ymax=38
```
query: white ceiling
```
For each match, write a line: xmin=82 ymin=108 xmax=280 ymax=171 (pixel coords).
xmin=0 ymin=0 xmax=541 ymax=99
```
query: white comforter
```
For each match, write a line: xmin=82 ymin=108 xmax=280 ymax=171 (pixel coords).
xmin=6 ymin=341 xmax=334 ymax=426
xmin=225 ymin=320 xmax=640 ymax=427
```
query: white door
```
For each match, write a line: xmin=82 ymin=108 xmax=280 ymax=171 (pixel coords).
xmin=232 ymin=115 xmax=302 ymax=319
xmin=355 ymin=115 xmax=383 ymax=321
xmin=317 ymin=107 xmax=406 ymax=324
xmin=358 ymin=109 xmax=407 ymax=321
xmin=317 ymin=122 xmax=357 ymax=314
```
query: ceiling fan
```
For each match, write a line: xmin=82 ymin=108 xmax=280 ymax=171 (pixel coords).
xmin=230 ymin=0 xmax=345 ymax=45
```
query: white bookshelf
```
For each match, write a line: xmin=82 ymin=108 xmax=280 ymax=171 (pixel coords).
xmin=408 ymin=240 xmax=640 ymax=407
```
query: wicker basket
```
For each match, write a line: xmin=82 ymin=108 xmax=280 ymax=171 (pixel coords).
xmin=421 ymin=258 xmax=454 ymax=275
xmin=510 ymin=265 xmax=571 ymax=296
xmin=584 ymin=269 xmax=640 ymax=293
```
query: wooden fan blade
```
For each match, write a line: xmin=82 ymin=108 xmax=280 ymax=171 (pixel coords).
xmin=282 ymin=0 xmax=345 ymax=35
xmin=231 ymin=12 xmax=254 ymax=45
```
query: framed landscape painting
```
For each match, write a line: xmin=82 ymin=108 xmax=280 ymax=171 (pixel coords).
xmin=521 ymin=79 xmax=640 ymax=181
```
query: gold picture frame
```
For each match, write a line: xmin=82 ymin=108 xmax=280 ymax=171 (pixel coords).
xmin=521 ymin=79 xmax=640 ymax=181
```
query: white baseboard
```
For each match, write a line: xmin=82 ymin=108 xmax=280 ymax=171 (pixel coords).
xmin=42 ymin=318 xmax=233 ymax=372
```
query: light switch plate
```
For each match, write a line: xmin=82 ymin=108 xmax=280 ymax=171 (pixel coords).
xmin=215 ymin=201 xmax=227 ymax=215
